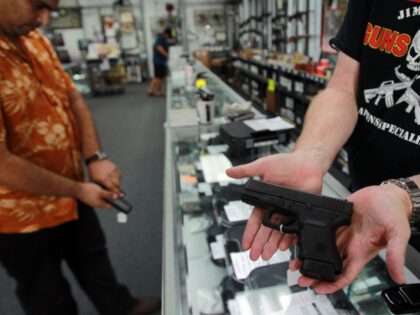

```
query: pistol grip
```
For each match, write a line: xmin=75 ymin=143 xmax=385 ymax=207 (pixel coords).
xmin=298 ymin=222 xmax=342 ymax=282
xmin=300 ymin=259 xmax=336 ymax=282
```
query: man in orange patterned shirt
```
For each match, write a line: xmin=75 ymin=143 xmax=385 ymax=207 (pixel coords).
xmin=0 ymin=0 xmax=159 ymax=314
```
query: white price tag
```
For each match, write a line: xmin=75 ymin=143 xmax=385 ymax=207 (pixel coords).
xmin=117 ymin=212 xmax=128 ymax=224
xmin=224 ymin=200 xmax=253 ymax=222
xmin=285 ymin=97 xmax=294 ymax=109
xmin=231 ymin=250 xmax=291 ymax=280
xmin=295 ymin=81 xmax=304 ymax=94
xmin=280 ymin=76 xmax=292 ymax=90
xmin=287 ymin=269 xmax=301 ymax=286
xmin=210 ymin=234 xmax=226 ymax=260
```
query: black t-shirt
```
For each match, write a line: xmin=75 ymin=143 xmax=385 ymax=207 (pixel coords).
xmin=330 ymin=0 xmax=420 ymax=189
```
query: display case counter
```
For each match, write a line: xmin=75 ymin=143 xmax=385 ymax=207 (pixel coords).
xmin=168 ymin=61 xmax=264 ymax=129
xmin=162 ymin=65 xmax=419 ymax=315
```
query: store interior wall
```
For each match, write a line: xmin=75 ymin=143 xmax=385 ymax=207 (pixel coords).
xmin=183 ymin=1 xmax=226 ymax=56
xmin=56 ymin=0 xmax=143 ymax=60
xmin=237 ymin=0 xmax=323 ymax=61
xmin=285 ymin=0 xmax=322 ymax=60
xmin=142 ymin=0 xmax=227 ymax=77
xmin=51 ymin=0 xmax=325 ymax=82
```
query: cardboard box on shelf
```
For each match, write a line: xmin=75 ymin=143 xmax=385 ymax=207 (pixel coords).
xmin=266 ymin=90 xmax=278 ymax=114
xmin=194 ymin=49 xmax=210 ymax=68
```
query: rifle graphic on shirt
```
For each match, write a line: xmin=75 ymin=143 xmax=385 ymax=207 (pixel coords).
xmin=364 ymin=80 xmax=413 ymax=108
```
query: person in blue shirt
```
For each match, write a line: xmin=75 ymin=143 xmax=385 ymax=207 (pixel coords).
xmin=147 ymin=28 xmax=171 ymax=96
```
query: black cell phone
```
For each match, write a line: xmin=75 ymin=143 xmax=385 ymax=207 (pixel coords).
xmin=381 ymin=283 xmax=420 ymax=314
xmin=93 ymin=182 xmax=132 ymax=214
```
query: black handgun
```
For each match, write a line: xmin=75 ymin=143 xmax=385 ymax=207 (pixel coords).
xmin=241 ymin=179 xmax=353 ymax=281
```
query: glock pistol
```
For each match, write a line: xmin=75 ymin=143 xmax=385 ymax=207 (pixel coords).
xmin=241 ymin=179 xmax=353 ymax=281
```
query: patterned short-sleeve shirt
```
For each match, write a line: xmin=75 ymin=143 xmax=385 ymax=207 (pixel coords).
xmin=0 ymin=30 xmax=84 ymax=233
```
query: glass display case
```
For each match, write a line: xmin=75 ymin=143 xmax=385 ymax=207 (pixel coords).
xmin=162 ymin=63 xmax=419 ymax=315
xmin=169 ymin=60 xmax=263 ymax=128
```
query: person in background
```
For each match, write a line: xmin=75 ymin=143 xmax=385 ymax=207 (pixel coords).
xmin=0 ymin=0 xmax=160 ymax=314
xmin=227 ymin=0 xmax=420 ymax=294
xmin=147 ymin=27 xmax=171 ymax=97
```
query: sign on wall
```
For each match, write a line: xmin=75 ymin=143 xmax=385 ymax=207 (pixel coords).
xmin=50 ymin=8 xmax=83 ymax=29
xmin=194 ymin=9 xmax=225 ymax=27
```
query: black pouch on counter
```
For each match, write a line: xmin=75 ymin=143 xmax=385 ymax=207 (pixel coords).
xmin=224 ymin=224 xmax=247 ymax=284
xmin=245 ymin=261 xmax=299 ymax=291
xmin=219 ymin=121 xmax=293 ymax=154
xmin=206 ymin=223 xmax=226 ymax=267
xmin=219 ymin=275 xmax=244 ymax=312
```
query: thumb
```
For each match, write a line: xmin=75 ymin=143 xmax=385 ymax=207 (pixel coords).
xmin=385 ymin=227 xmax=411 ymax=284
xmin=226 ymin=160 xmax=262 ymax=179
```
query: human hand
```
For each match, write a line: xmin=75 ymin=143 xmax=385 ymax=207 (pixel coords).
xmin=76 ymin=182 xmax=118 ymax=209
xmin=290 ymin=184 xmax=412 ymax=294
xmin=226 ymin=151 xmax=325 ymax=261
xmin=88 ymin=159 xmax=122 ymax=196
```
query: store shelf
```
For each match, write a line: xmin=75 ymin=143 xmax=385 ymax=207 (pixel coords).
xmin=224 ymin=53 xmax=354 ymax=186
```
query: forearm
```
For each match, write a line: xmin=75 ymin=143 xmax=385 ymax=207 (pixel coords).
xmin=157 ymin=46 xmax=169 ymax=58
xmin=0 ymin=152 xmax=81 ymax=198
xmin=293 ymin=87 xmax=358 ymax=173
xmin=293 ymin=52 xmax=360 ymax=174
xmin=68 ymin=89 xmax=101 ymax=158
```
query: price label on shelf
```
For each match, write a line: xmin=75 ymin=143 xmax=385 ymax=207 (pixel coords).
xmin=286 ymin=97 xmax=294 ymax=109
xmin=280 ymin=76 xmax=292 ymax=90
xmin=295 ymin=81 xmax=304 ymax=94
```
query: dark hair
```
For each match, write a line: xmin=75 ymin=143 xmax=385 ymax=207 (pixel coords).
xmin=166 ymin=3 xmax=174 ymax=12
xmin=163 ymin=28 xmax=172 ymax=38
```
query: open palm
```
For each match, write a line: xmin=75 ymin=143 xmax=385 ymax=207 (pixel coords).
xmin=291 ymin=184 xmax=412 ymax=294
xmin=226 ymin=152 xmax=325 ymax=260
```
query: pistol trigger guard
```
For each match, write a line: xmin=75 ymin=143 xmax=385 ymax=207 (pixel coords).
xmin=279 ymin=216 xmax=294 ymax=225
xmin=262 ymin=210 xmax=282 ymax=230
